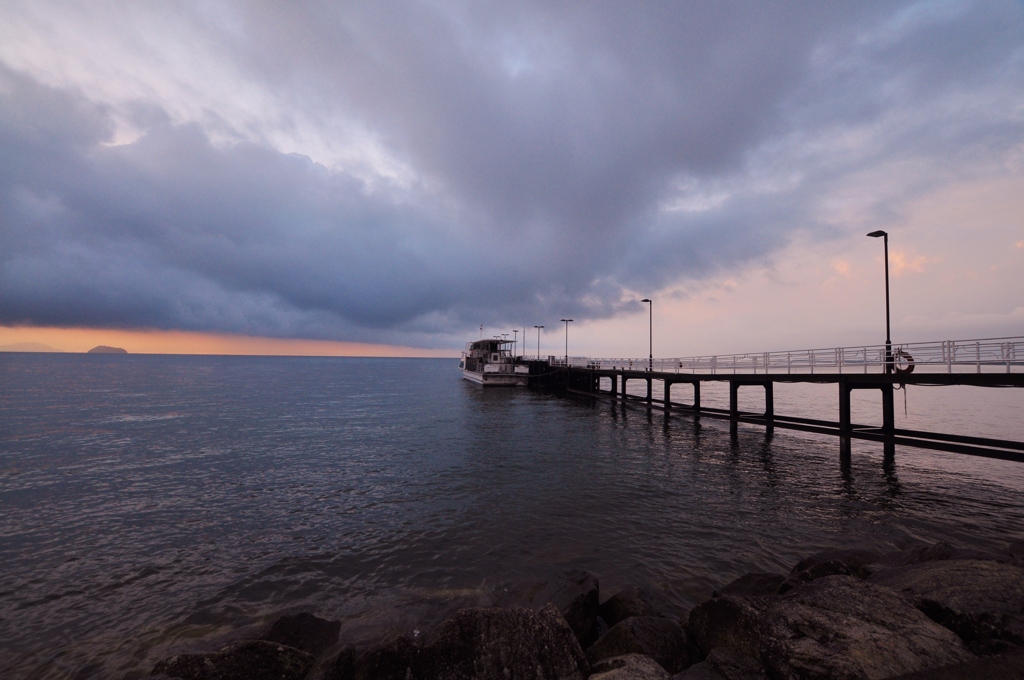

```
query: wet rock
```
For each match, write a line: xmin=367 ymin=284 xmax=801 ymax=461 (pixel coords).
xmin=587 ymin=615 xmax=699 ymax=674
xmin=967 ymin=638 xmax=1021 ymax=657
xmin=880 ymin=542 xmax=1010 ymax=569
xmin=152 ymin=640 xmax=315 ymax=680
xmin=869 ymin=559 xmax=1024 ymax=644
xmin=702 ymin=647 xmax=767 ymax=680
xmin=760 ymin=575 xmax=973 ymax=679
xmin=687 ymin=596 xmax=765 ymax=660
xmin=601 ymin=586 xmax=673 ymax=626
xmin=888 ymin=650 xmax=1024 ymax=679
xmin=791 ymin=548 xmax=881 ymax=579
xmin=493 ymin=569 xmax=601 ymax=648
xmin=350 ymin=604 xmax=589 ymax=680
xmin=260 ymin=611 xmax=341 ymax=657
xmin=590 ymin=653 xmax=672 ymax=679
xmin=314 ymin=645 xmax=354 ymax=680
xmin=777 ymin=559 xmax=851 ymax=595
xmin=561 ymin=570 xmax=602 ymax=648
xmin=671 ymin=662 xmax=724 ymax=679
xmin=712 ymin=573 xmax=785 ymax=599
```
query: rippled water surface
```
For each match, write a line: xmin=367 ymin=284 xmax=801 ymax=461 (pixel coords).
xmin=2 ymin=354 xmax=1023 ymax=678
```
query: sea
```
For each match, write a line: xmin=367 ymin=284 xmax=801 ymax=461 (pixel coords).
xmin=2 ymin=353 xmax=1023 ymax=679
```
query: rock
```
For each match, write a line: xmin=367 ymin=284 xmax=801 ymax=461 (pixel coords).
xmin=671 ymin=661 xmax=724 ymax=679
xmin=712 ymin=573 xmax=785 ymax=599
xmin=588 ymin=615 xmax=699 ymax=674
xmin=590 ymin=653 xmax=672 ymax=679
xmin=561 ymin=570 xmax=602 ymax=648
xmin=760 ymin=575 xmax=973 ymax=679
xmin=687 ymin=596 xmax=765 ymax=660
xmin=703 ymin=647 xmax=767 ymax=680
xmin=87 ymin=345 xmax=127 ymax=353
xmin=888 ymin=650 xmax=1024 ymax=679
xmin=493 ymin=569 xmax=601 ymax=648
xmin=601 ymin=586 xmax=674 ymax=626
xmin=869 ymin=559 xmax=1024 ymax=644
xmin=260 ymin=612 xmax=340 ymax=657
xmin=350 ymin=604 xmax=589 ymax=679
xmin=879 ymin=542 xmax=1009 ymax=569
xmin=152 ymin=640 xmax=315 ymax=680
xmin=968 ymin=638 xmax=1021 ymax=657
xmin=791 ymin=548 xmax=881 ymax=579
xmin=777 ymin=559 xmax=852 ymax=595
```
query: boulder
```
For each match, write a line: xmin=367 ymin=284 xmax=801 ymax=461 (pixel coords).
xmin=493 ymin=569 xmax=601 ymax=648
xmin=879 ymin=542 xmax=1009 ymax=569
xmin=791 ymin=548 xmax=881 ymax=579
xmin=152 ymin=640 xmax=315 ymax=680
xmin=350 ymin=604 xmax=589 ymax=679
xmin=888 ymin=650 xmax=1024 ymax=679
xmin=760 ymin=575 xmax=973 ymax=679
xmin=601 ymin=586 xmax=674 ymax=626
xmin=588 ymin=616 xmax=699 ymax=674
xmin=687 ymin=596 xmax=765 ymax=660
xmin=777 ymin=560 xmax=852 ymax=595
xmin=260 ymin=612 xmax=340 ymax=657
xmin=671 ymin=662 xmax=724 ymax=679
xmin=590 ymin=653 xmax=672 ymax=679
xmin=702 ymin=647 xmax=767 ymax=680
xmin=712 ymin=573 xmax=785 ymax=599
xmin=561 ymin=570 xmax=602 ymax=648
xmin=869 ymin=559 xmax=1024 ymax=644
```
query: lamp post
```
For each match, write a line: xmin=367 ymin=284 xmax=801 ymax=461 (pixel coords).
xmin=641 ymin=298 xmax=652 ymax=372
xmin=534 ymin=325 xmax=544 ymax=358
xmin=512 ymin=329 xmax=518 ymax=357
xmin=867 ymin=230 xmax=892 ymax=373
xmin=560 ymin=319 xmax=573 ymax=365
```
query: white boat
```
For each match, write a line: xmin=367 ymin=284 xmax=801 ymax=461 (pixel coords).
xmin=459 ymin=339 xmax=530 ymax=386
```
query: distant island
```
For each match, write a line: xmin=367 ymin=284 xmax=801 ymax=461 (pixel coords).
xmin=0 ymin=342 xmax=64 ymax=352
xmin=87 ymin=346 xmax=128 ymax=354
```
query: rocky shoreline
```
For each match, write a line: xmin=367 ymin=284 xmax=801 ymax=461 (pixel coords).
xmin=151 ymin=540 xmax=1024 ymax=679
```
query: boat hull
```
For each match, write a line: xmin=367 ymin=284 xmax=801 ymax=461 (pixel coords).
xmin=461 ymin=369 xmax=527 ymax=386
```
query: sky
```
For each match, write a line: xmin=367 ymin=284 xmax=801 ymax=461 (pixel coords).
xmin=1 ymin=1 xmax=1022 ymax=357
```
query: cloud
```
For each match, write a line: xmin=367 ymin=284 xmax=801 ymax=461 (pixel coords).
xmin=1 ymin=1 xmax=1023 ymax=348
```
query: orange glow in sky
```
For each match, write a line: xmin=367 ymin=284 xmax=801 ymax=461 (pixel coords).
xmin=0 ymin=326 xmax=456 ymax=357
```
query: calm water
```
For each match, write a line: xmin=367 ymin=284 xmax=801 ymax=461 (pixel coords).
xmin=2 ymin=354 xmax=1023 ymax=679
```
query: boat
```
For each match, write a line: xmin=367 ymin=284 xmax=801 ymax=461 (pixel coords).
xmin=459 ymin=339 xmax=530 ymax=386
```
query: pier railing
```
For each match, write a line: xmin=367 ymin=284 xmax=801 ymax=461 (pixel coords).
xmin=535 ymin=336 xmax=1024 ymax=375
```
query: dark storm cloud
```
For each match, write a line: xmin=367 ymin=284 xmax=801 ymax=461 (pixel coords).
xmin=1 ymin=1 xmax=1022 ymax=346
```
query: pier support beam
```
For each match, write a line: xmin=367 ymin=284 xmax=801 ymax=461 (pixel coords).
xmin=664 ymin=381 xmax=672 ymax=411
xmin=693 ymin=382 xmax=701 ymax=413
xmin=646 ymin=377 xmax=652 ymax=403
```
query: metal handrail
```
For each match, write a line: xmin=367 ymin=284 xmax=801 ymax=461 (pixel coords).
xmin=543 ymin=336 xmax=1024 ymax=375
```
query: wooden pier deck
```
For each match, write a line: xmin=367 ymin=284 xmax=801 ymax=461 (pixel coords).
xmin=525 ymin=336 xmax=1024 ymax=463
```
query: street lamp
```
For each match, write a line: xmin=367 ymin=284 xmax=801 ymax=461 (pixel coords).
xmin=867 ymin=230 xmax=892 ymax=373
xmin=512 ymin=329 xmax=518 ymax=357
xmin=641 ymin=298 xmax=652 ymax=372
xmin=560 ymin=319 xmax=573 ymax=365
xmin=534 ymin=325 xmax=544 ymax=358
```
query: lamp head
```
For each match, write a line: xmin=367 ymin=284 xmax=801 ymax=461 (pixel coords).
xmin=641 ymin=298 xmax=651 ymax=303
xmin=866 ymin=230 xmax=887 ymax=238
xmin=561 ymin=318 xmax=573 ymax=323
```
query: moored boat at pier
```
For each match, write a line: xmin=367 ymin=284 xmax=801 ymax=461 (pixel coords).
xmin=459 ymin=339 xmax=530 ymax=386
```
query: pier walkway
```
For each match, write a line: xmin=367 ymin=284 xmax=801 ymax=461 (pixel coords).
xmin=525 ymin=336 xmax=1024 ymax=462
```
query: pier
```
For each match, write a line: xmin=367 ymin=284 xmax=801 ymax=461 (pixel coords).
xmin=525 ymin=336 xmax=1024 ymax=462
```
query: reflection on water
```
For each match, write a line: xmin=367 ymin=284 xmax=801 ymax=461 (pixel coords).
xmin=1 ymin=354 xmax=1023 ymax=678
